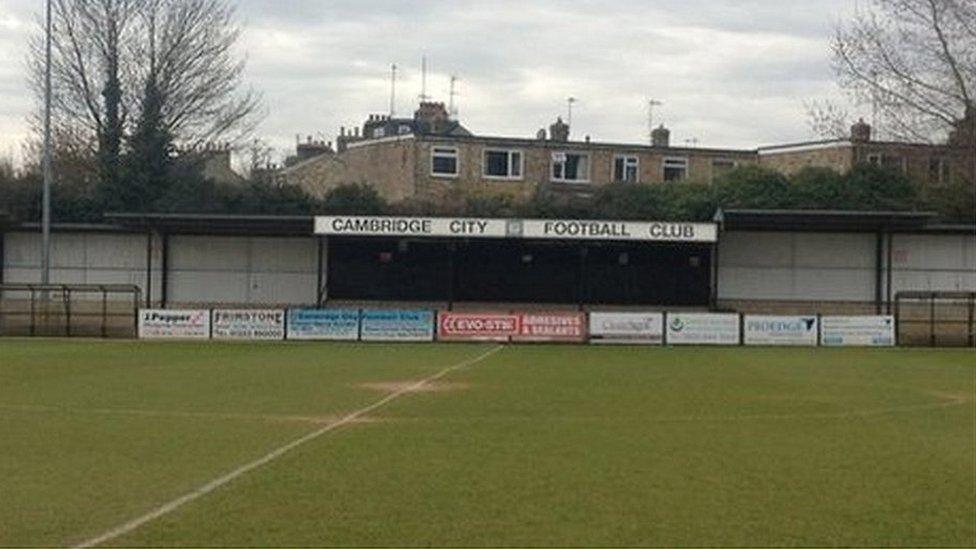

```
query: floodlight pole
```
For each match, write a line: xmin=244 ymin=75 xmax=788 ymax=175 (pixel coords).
xmin=41 ymin=0 xmax=53 ymax=285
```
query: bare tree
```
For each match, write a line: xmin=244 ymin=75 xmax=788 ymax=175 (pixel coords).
xmin=811 ymin=0 xmax=974 ymax=142
xmin=27 ymin=0 xmax=262 ymax=179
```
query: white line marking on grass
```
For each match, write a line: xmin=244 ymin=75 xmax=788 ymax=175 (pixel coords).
xmin=71 ymin=345 xmax=505 ymax=549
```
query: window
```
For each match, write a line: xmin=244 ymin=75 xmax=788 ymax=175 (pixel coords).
xmin=712 ymin=158 xmax=736 ymax=178
xmin=398 ymin=124 xmax=412 ymax=135
xmin=373 ymin=127 xmax=386 ymax=138
xmin=663 ymin=157 xmax=688 ymax=182
xmin=483 ymin=149 xmax=523 ymax=179
xmin=929 ymin=156 xmax=951 ymax=184
xmin=867 ymin=153 xmax=906 ymax=174
xmin=431 ymin=147 xmax=459 ymax=177
xmin=613 ymin=155 xmax=639 ymax=183
xmin=881 ymin=154 xmax=906 ymax=174
xmin=551 ymin=152 xmax=590 ymax=183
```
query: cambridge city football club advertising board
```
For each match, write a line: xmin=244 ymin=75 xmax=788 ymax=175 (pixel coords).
xmin=360 ymin=310 xmax=435 ymax=342
xmin=743 ymin=315 xmax=819 ymax=346
xmin=665 ymin=313 xmax=741 ymax=345
xmin=286 ymin=309 xmax=360 ymax=341
xmin=513 ymin=312 xmax=587 ymax=343
xmin=820 ymin=316 xmax=896 ymax=347
xmin=588 ymin=312 xmax=664 ymax=345
xmin=211 ymin=309 xmax=285 ymax=340
xmin=138 ymin=309 xmax=210 ymax=339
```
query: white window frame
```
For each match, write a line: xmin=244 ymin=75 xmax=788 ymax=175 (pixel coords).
xmin=663 ymin=157 xmax=689 ymax=182
xmin=483 ymin=148 xmax=524 ymax=180
xmin=430 ymin=146 xmax=460 ymax=178
xmin=613 ymin=155 xmax=640 ymax=183
xmin=398 ymin=124 xmax=412 ymax=135
xmin=551 ymin=151 xmax=591 ymax=184
xmin=711 ymin=158 xmax=737 ymax=181
xmin=373 ymin=127 xmax=386 ymax=138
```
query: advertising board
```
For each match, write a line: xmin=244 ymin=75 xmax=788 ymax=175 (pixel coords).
xmin=211 ymin=309 xmax=285 ymax=340
xmin=437 ymin=312 xmax=520 ymax=341
xmin=360 ymin=309 xmax=435 ymax=342
xmin=588 ymin=312 xmax=664 ymax=345
xmin=743 ymin=315 xmax=818 ymax=346
xmin=138 ymin=309 xmax=210 ymax=339
xmin=820 ymin=316 xmax=895 ymax=347
xmin=514 ymin=312 xmax=587 ymax=343
xmin=665 ymin=313 xmax=741 ymax=345
xmin=286 ymin=309 xmax=360 ymax=341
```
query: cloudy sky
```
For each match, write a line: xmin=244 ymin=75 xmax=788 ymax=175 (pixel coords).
xmin=0 ymin=0 xmax=856 ymax=164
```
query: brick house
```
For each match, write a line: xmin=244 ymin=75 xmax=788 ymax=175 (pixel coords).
xmin=279 ymin=102 xmax=975 ymax=203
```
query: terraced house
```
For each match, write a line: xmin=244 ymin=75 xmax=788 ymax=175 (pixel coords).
xmin=278 ymin=101 xmax=975 ymax=204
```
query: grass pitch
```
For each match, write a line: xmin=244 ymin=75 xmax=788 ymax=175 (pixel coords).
xmin=0 ymin=340 xmax=973 ymax=548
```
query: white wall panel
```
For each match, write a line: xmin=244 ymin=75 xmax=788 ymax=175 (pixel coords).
xmin=169 ymin=236 xmax=249 ymax=270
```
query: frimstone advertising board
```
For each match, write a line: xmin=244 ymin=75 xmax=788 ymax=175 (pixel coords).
xmin=360 ymin=309 xmax=435 ymax=342
xmin=138 ymin=309 xmax=210 ymax=339
xmin=665 ymin=313 xmax=741 ymax=345
xmin=286 ymin=309 xmax=360 ymax=341
xmin=820 ymin=316 xmax=896 ymax=347
xmin=589 ymin=312 xmax=664 ymax=345
xmin=743 ymin=315 xmax=818 ymax=346
xmin=211 ymin=309 xmax=285 ymax=340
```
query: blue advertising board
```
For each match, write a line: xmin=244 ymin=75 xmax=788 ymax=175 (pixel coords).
xmin=360 ymin=309 xmax=435 ymax=342
xmin=286 ymin=309 xmax=360 ymax=341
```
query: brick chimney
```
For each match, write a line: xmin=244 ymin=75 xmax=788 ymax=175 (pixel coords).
xmin=414 ymin=102 xmax=450 ymax=134
xmin=851 ymin=118 xmax=872 ymax=143
xmin=549 ymin=117 xmax=570 ymax=142
xmin=651 ymin=124 xmax=670 ymax=148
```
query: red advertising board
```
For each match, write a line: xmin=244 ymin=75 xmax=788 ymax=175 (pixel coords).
xmin=437 ymin=312 xmax=520 ymax=341
xmin=514 ymin=312 xmax=587 ymax=342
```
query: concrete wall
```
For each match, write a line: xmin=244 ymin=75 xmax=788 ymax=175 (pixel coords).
xmin=2 ymin=230 xmax=162 ymax=303
xmin=2 ymin=231 xmax=320 ymax=307
xmin=890 ymin=233 xmax=976 ymax=293
xmin=167 ymin=236 xmax=318 ymax=306
xmin=717 ymin=230 xmax=976 ymax=314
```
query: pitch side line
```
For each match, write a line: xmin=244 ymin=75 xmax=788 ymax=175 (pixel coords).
xmin=71 ymin=345 xmax=505 ymax=549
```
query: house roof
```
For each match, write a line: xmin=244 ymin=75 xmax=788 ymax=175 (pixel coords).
xmin=104 ymin=213 xmax=314 ymax=236
xmin=714 ymin=208 xmax=943 ymax=233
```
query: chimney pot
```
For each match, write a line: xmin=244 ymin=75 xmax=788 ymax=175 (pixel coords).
xmin=651 ymin=124 xmax=670 ymax=148
xmin=851 ymin=118 xmax=872 ymax=143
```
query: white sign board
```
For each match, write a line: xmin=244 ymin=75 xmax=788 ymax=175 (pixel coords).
xmin=314 ymin=216 xmax=718 ymax=243
xmin=211 ymin=309 xmax=285 ymax=340
xmin=520 ymin=219 xmax=718 ymax=243
xmin=315 ymin=216 xmax=511 ymax=239
xmin=743 ymin=315 xmax=819 ymax=346
xmin=821 ymin=316 xmax=895 ymax=347
xmin=139 ymin=309 xmax=210 ymax=339
xmin=589 ymin=312 xmax=664 ymax=345
xmin=666 ymin=313 xmax=740 ymax=345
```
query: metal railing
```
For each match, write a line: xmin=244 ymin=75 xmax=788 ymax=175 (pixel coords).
xmin=0 ymin=284 xmax=141 ymax=338
xmin=895 ymin=291 xmax=976 ymax=348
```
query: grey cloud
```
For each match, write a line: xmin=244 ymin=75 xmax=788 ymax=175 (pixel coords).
xmin=1 ymin=0 xmax=856 ymax=160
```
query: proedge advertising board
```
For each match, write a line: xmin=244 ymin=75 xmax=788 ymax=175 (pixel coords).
xmin=211 ymin=309 xmax=285 ymax=340
xmin=438 ymin=312 xmax=520 ymax=342
xmin=743 ymin=315 xmax=818 ymax=346
xmin=139 ymin=309 xmax=210 ymax=339
xmin=821 ymin=316 xmax=895 ymax=347
xmin=666 ymin=313 xmax=741 ymax=345
xmin=514 ymin=312 xmax=587 ymax=343
xmin=589 ymin=312 xmax=664 ymax=345
xmin=360 ymin=309 xmax=435 ymax=342
xmin=286 ymin=309 xmax=360 ymax=341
